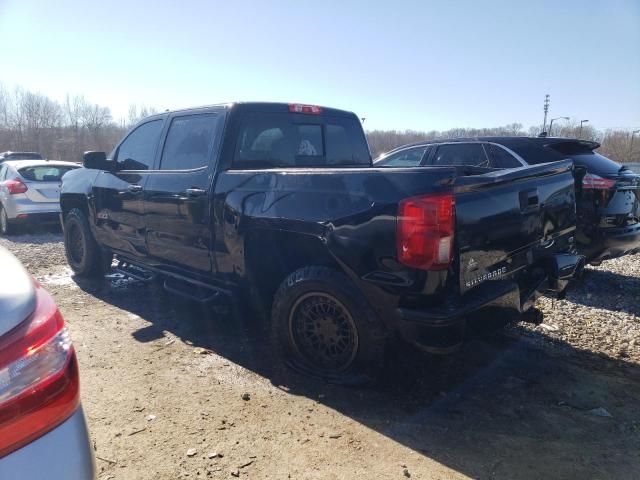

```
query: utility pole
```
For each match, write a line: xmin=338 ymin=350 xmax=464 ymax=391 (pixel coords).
xmin=542 ymin=94 xmax=550 ymax=134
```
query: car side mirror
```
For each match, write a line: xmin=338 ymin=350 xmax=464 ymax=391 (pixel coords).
xmin=83 ymin=151 xmax=115 ymax=171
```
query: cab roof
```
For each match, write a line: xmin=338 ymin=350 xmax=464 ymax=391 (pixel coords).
xmin=142 ymin=102 xmax=358 ymax=121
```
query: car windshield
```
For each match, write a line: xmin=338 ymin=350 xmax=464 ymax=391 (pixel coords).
xmin=18 ymin=165 xmax=79 ymax=181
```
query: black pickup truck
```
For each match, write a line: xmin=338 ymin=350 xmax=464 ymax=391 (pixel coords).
xmin=60 ymin=102 xmax=583 ymax=381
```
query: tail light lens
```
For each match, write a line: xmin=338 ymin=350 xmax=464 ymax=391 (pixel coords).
xmin=3 ymin=179 xmax=28 ymax=195
xmin=582 ymin=173 xmax=616 ymax=190
xmin=0 ymin=283 xmax=79 ymax=458
xmin=397 ymin=192 xmax=455 ymax=270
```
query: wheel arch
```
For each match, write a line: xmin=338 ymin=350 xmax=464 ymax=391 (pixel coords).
xmin=60 ymin=193 xmax=90 ymax=220
xmin=244 ymin=229 xmax=343 ymax=312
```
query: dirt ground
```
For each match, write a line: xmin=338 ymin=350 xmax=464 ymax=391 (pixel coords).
xmin=2 ymin=231 xmax=639 ymax=480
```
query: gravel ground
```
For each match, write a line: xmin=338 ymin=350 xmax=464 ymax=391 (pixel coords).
xmin=512 ymin=254 xmax=640 ymax=363
xmin=1 ymin=231 xmax=639 ymax=479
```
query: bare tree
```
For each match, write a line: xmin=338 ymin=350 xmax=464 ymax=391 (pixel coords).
xmin=127 ymin=103 xmax=159 ymax=127
xmin=0 ymin=82 xmax=636 ymax=164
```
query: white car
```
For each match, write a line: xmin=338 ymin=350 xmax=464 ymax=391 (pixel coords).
xmin=0 ymin=160 xmax=80 ymax=235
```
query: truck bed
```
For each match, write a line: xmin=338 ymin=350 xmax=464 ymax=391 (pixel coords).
xmin=213 ymin=160 xmax=577 ymax=306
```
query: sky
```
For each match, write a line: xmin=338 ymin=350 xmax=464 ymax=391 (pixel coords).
xmin=1 ymin=0 xmax=639 ymax=131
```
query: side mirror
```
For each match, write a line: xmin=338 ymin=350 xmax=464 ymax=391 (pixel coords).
xmin=83 ymin=151 xmax=114 ymax=171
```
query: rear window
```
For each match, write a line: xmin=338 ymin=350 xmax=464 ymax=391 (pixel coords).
xmin=562 ymin=152 xmax=622 ymax=174
xmin=233 ymin=112 xmax=370 ymax=169
xmin=18 ymin=165 xmax=79 ymax=182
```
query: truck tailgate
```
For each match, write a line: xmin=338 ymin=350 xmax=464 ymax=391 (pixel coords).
xmin=454 ymin=160 xmax=576 ymax=294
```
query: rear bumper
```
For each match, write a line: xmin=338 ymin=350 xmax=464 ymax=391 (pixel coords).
xmin=3 ymin=196 xmax=61 ymax=220
xmin=393 ymin=253 xmax=584 ymax=353
xmin=588 ymin=223 xmax=640 ymax=263
xmin=395 ymin=281 xmax=522 ymax=353
xmin=0 ymin=407 xmax=95 ymax=480
xmin=8 ymin=212 xmax=61 ymax=225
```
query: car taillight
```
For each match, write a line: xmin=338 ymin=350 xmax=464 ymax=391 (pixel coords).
xmin=288 ymin=104 xmax=322 ymax=114
xmin=397 ymin=192 xmax=455 ymax=270
xmin=0 ymin=283 xmax=79 ymax=458
xmin=3 ymin=179 xmax=28 ymax=195
xmin=582 ymin=173 xmax=616 ymax=190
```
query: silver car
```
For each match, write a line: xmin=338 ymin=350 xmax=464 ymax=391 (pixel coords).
xmin=0 ymin=246 xmax=95 ymax=479
xmin=0 ymin=160 xmax=80 ymax=235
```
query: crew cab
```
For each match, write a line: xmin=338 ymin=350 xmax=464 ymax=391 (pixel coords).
xmin=61 ymin=102 xmax=583 ymax=381
xmin=375 ymin=137 xmax=640 ymax=264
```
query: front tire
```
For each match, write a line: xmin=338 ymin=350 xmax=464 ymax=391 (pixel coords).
xmin=271 ymin=266 xmax=387 ymax=384
xmin=63 ymin=208 xmax=112 ymax=277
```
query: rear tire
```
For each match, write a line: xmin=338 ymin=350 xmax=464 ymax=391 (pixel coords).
xmin=0 ymin=206 xmax=15 ymax=236
xmin=63 ymin=208 xmax=112 ymax=277
xmin=271 ymin=266 xmax=387 ymax=384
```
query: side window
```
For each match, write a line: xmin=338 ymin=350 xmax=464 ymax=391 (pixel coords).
xmin=160 ymin=114 xmax=222 ymax=170
xmin=0 ymin=165 xmax=6 ymax=181
xmin=432 ymin=143 xmax=488 ymax=167
xmin=115 ymin=119 xmax=164 ymax=170
xmin=486 ymin=144 xmax=522 ymax=168
xmin=378 ymin=146 xmax=428 ymax=167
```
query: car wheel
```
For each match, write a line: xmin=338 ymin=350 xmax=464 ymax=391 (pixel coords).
xmin=63 ymin=208 xmax=112 ymax=277
xmin=271 ymin=266 xmax=387 ymax=384
xmin=0 ymin=206 xmax=14 ymax=236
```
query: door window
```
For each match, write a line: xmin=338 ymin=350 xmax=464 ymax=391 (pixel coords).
xmin=377 ymin=146 xmax=428 ymax=167
xmin=432 ymin=143 xmax=489 ymax=167
xmin=486 ymin=144 xmax=522 ymax=168
xmin=115 ymin=119 xmax=164 ymax=170
xmin=160 ymin=114 xmax=223 ymax=170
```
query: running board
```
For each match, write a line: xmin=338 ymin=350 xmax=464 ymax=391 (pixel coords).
xmin=163 ymin=278 xmax=224 ymax=304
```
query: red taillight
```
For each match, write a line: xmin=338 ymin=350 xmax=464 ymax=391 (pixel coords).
xmin=582 ymin=173 xmax=615 ymax=190
xmin=288 ymin=104 xmax=322 ymax=114
xmin=397 ymin=192 xmax=455 ymax=271
xmin=3 ymin=179 xmax=28 ymax=195
xmin=0 ymin=284 xmax=79 ymax=458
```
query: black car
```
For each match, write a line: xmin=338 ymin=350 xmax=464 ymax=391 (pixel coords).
xmin=375 ymin=137 xmax=640 ymax=265
xmin=60 ymin=103 xmax=582 ymax=382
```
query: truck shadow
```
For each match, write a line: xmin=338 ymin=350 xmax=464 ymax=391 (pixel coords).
xmin=75 ymin=275 xmax=640 ymax=480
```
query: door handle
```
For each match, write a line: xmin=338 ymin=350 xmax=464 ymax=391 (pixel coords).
xmin=186 ymin=188 xmax=206 ymax=197
xmin=128 ymin=184 xmax=143 ymax=193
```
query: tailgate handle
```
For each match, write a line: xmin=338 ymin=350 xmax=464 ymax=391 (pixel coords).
xmin=519 ymin=188 xmax=539 ymax=210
